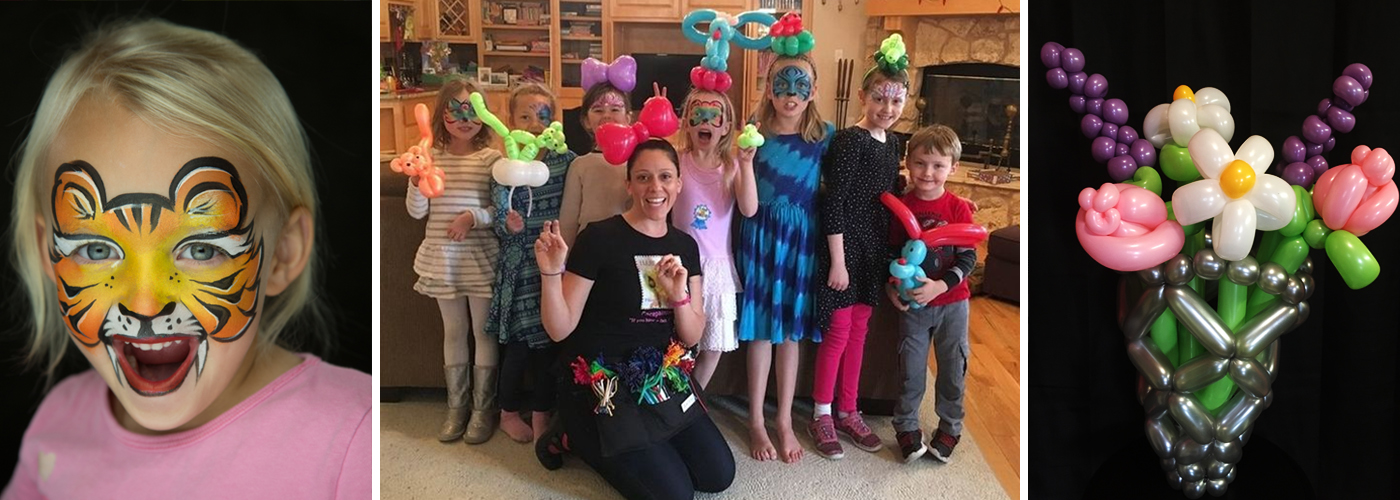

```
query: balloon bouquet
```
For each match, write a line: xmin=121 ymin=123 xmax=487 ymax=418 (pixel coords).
xmin=467 ymin=92 xmax=568 ymax=217
xmin=1042 ymin=42 xmax=1392 ymax=498
xmin=390 ymin=103 xmax=448 ymax=198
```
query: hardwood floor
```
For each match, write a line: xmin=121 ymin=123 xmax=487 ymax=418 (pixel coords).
xmin=932 ymin=296 xmax=1020 ymax=500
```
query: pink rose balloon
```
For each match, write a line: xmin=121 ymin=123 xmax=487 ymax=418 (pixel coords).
xmin=1076 ymin=183 xmax=1185 ymax=271
xmin=1312 ymin=146 xmax=1398 ymax=236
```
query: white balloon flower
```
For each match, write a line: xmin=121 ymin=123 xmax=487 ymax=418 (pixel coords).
xmin=1171 ymin=129 xmax=1297 ymax=261
xmin=1142 ymin=86 xmax=1236 ymax=149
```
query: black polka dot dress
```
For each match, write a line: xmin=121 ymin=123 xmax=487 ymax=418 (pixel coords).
xmin=816 ymin=126 xmax=903 ymax=330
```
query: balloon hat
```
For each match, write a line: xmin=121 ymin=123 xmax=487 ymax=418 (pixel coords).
xmin=865 ymin=33 xmax=909 ymax=81
xmin=390 ymin=103 xmax=446 ymax=198
xmin=768 ymin=12 xmax=814 ymax=57
xmin=595 ymin=83 xmax=680 ymax=165
xmin=581 ymin=55 xmax=637 ymax=94
xmin=468 ymin=92 xmax=569 ymax=217
xmin=1040 ymin=41 xmax=1387 ymax=497
xmin=681 ymin=9 xmax=776 ymax=92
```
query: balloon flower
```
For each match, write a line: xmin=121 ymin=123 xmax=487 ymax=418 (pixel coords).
xmin=1171 ymin=130 xmax=1296 ymax=261
xmin=737 ymin=123 xmax=765 ymax=149
xmin=1076 ymin=183 xmax=1185 ymax=272
xmin=389 ymin=103 xmax=446 ymax=198
xmin=468 ymin=92 xmax=568 ymax=217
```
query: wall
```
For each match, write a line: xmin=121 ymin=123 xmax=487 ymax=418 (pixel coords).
xmin=808 ymin=2 xmax=870 ymax=127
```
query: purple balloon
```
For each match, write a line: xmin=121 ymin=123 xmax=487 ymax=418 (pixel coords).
xmin=1115 ymin=142 xmax=1130 ymax=157
xmin=1102 ymin=98 xmax=1129 ymax=125
xmin=1107 ymin=155 xmax=1137 ymax=181
xmin=1324 ymin=136 xmax=1336 ymax=153
xmin=1081 ymin=114 xmax=1104 ymax=138
xmin=1069 ymin=95 xmax=1087 ymax=114
xmin=1281 ymin=162 xmax=1315 ymax=187
xmin=1131 ymin=139 xmax=1157 ymax=167
xmin=1067 ymin=72 xmax=1088 ymax=95
xmin=1334 ymin=75 xmax=1366 ymax=108
xmin=1062 ymin=48 xmax=1086 ymax=73
xmin=1332 ymin=97 xmax=1355 ymax=112
xmin=1118 ymin=126 xmax=1139 ymax=145
xmin=1306 ymin=140 xmax=1325 ymax=158
xmin=1282 ymin=136 xmax=1307 ymax=164
xmin=1091 ymin=136 xmax=1117 ymax=164
xmin=1100 ymin=123 xmax=1118 ymax=140
xmin=1317 ymin=98 xmax=1333 ymax=116
xmin=1307 ymin=155 xmax=1329 ymax=177
xmin=1084 ymin=74 xmax=1109 ymax=99
xmin=1086 ymin=98 xmax=1104 ymax=117
xmin=1041 ymin=42 xmax=1064 ymax=68
xmin=1302 ymin=115 xmax=1332 ymax=144
xmin=1046 ymin=68 xmax=1068 ymax=89
xmin=1326 ymin=106 xmax=1356 ymax=134
xmin=1344 ymin=63 xmax=1373 ymax=90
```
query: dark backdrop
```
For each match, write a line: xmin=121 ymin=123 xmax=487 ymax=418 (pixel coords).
xmin=1030 ymin=1 xmax=1400 ymax=498
xmin=0 ymin=2 xmax=371 ymax=487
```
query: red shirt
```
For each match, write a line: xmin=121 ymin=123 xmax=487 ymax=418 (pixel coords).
xmin=891 ymin=190 xmax=976 ymax=306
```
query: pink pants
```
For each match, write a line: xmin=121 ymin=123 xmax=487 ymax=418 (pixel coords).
xmin=813 ymin=304 xmax=873 ymax=413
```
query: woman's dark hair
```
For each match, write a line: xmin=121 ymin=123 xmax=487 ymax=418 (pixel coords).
xmin=625 ymin=139 xmax=681 ymax=178
xmin=579 ymin=82 xmax=632 ymax=133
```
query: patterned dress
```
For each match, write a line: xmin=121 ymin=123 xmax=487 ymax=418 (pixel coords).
xmin=815 ymin=127 xmax=903 ymax=328
xmin=737 ymin=122 xmax=835 ymax=344
xmin=486 ymin=150 xmax=578 ymax=348
xmin=407 ymin=148 xmax=504 ymax=299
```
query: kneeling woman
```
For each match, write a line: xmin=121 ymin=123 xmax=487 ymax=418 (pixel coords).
xmin=535 ymin=137 xmax=736 ymax=499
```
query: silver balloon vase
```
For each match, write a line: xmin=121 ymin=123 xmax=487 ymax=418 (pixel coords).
xmin=1119 ymin=243 xmax=1314 ymax=498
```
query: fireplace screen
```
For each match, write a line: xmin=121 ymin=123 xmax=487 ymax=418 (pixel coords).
xmin=919 ymin=63 xmax=1019 ymax=169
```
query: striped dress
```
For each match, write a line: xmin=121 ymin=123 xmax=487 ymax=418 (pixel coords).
xmin=408 ymin=147 xmax=504 ymax=299
xmin=486 ymin=150 xmax=578 ymax=348
xmin=738 ymin=122 xmax=835 ymax=344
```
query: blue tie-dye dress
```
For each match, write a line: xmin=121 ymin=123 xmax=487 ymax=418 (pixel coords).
xmin=738 ymin=122 xmax=835 ymax=344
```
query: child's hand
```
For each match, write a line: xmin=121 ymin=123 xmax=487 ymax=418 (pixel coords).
xmin=506 ymin=210 xmax=525 ymax=234
xmin=534 ymin=220 xmax=568 ymax=274
xmin=887 ymin=283 xmax=910 ymax=312
xmin=910 ymin=276 xmax=949 ymax=306
xmin=827 ymin=264 xmax=849 ymax=291
xmin=656 ymin=254 xmax=690 ymax=303
xmin=737 ymin=143 xmax=757 ymax=164
xmin=447 ymin=211 xmax=475 ymax=241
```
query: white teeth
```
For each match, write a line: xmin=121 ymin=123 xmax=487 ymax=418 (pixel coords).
xmin=161 ymin=341 xmax=173 ymax=349
xmin=137 ymin=343 xmax=153 ymax=351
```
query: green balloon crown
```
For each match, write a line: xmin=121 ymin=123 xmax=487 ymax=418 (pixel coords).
xmin=873 ymin=33 xmax=909 ymax=75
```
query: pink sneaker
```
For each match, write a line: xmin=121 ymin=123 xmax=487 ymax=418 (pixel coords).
xmin=835 ymin=412 xmax=884 ymax=452
xmin=808 ymin=414 xmax=845 ymax=460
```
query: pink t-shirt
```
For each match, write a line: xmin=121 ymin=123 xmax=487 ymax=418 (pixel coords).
xmin=2 ymin=355 xmax=370 ymax=499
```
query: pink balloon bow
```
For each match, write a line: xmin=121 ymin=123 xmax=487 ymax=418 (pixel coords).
xmin=1075 ymin=183 xmax=1185 ymax=272
xmin=581 ymin=55 xmax=637 ymax=93
xmin=1312 ymin=146 xmax=1398 ymax=236
xmin=595 ymin=94 xmax=680 ymax=165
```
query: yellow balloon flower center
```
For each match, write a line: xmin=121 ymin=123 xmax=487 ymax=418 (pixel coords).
xmin=1220 ymin=160 xmax=1256 ymax=199
xmin=1173 ymin=85 xmax=1195 ymax=102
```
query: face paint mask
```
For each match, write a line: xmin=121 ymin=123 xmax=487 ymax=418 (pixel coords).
xmin=872 ymin=81 xmax=907 ymax=102
xmin=591 ymin=92 xmax=627 ymax=112
xmin=532 ymin=102 xmax=554 ymax=123
xmin=688 ymin=100 xmax=726 ymax=128
xmin=50 ymin=158 xmax=261 ymax=397
xmin=771 ymin=65 xmax=813 ymax=100
xmin=445 ymin=97 xmax=477 ymax=123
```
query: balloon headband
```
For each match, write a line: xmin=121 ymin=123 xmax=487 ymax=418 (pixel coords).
xmin=596 ymin=84 xmax=680 ymax=165
xmin=865 ymin=33 xmax=909 ymax=83
xmin=769 ymin=12 xmax=815 ymax=57
xmin=468 ymin=92 xmax=569 ymax=216
xmin=581 ymin=55 xmax=637 ymax=94
xmin=681 ymin=9 xmax=776 ymax=92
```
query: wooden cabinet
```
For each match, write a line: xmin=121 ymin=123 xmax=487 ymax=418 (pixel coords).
xmin=381 ymin=93 xmax=439 ymax=155
xmin=383 ymin=0 xmax=437 ymax=41
xmin=437 ymin=0 xmax=478 ymax=41
xmin=865 ymin=0 xmax=1018 ymax=16
xmin=686 ymin=0 xmax=749 ymax=11
xmin=607 ymin=0 xmax=679 ymax=21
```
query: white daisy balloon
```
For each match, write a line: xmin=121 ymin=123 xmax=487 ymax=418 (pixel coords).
xmin=1142 ymin=86 xmax=1236 ymax=148
xmin=1170 ymin=129 xmax=1297 ymax=261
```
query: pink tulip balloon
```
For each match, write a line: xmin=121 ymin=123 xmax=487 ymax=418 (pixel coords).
xmin=1075 ymin=183 xmax=1185 ymax=272
xmin=1312 ymin=146 xmax=1398 ymax=236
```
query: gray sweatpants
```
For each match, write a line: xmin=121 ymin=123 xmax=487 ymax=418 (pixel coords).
xmin=892 ymin=300 xmax=970 ymax=435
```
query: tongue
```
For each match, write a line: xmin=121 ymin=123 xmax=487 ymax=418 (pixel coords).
xmin=126 ymin=341 xmax=191 ymax=383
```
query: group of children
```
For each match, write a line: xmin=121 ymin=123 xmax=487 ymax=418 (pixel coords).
xmin=414 ymin=28 xmax=979 ymax=472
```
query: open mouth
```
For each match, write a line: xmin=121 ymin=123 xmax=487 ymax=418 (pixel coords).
xmin=107 ymin=335 xmax=203 ymax=397
xmin=644 ymin=196 xmax=667 ymax=208
xmin=697 ymin=130 xmax=714 ymax=143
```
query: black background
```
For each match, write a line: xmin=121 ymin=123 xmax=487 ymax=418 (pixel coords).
xmin=0 ymin=2 xmax=371 ymax=486
xmin=1030 ymin=0 xmax=1400 ymax=498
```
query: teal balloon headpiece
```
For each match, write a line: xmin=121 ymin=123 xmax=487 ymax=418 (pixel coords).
xmin=682 ymin=9 xmax=776 ymax=92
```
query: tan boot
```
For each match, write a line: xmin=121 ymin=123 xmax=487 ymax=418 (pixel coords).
xmin=463 ymin=365 xmax=499 ymax=444
xmin=438 ymin=364 xmax=471 ymax=442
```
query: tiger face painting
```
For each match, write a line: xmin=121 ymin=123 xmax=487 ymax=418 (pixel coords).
xmin=50 ymin=157 xmax=262 ymax=397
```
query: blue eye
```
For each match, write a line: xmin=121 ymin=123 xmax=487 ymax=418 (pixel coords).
xmin=178 ymin=243 xmax=228 ymax=262
xmin=79 ymin=242 xmax=119 ymax=261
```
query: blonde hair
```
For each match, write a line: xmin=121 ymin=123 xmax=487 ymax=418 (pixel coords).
xmin=677 ymin=89 xmax=737 ymax=170
xmin=508 ymin=82 xmax=559 ymax=123
xmin=755 ymin=54 xmax=828 ymax=143
xmin=908 ymin=124 xmax=963 ymax=163
xmin=431 ymin=77 xmax=493 ymax=151
xmin=8 ymin=18 xmax=329 ymax=381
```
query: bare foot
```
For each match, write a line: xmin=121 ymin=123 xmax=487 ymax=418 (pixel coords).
xmin=775 ymin=421 xmax=804 ymax=463
xmin=748 ymin=422 xmax=777 ymax=461
xmin=500 ymin=410 xmax=533 ymax=443
xmin=530 ymin=411 xmax=551 ymax=442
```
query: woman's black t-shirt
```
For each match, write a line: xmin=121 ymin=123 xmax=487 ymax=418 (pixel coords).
xmin=563 ymin=214 xmax=704 ymax=360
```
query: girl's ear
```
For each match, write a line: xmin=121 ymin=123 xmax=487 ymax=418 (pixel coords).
xmin=264 ymin=207 xmax=314 ymax=297
xmin=36 ymin=216 xmax=55 ymax=283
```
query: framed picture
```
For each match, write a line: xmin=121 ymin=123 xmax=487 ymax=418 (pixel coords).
xmin=490 ymin=71 xmax=510 ymax=86
xmin=503 ymin=7 xmax=518 ymax=25
xmin=479 ymin=67 xmax=493 ymax=85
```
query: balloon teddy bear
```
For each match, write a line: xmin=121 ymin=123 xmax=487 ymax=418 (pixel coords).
xmin=389 ymin=104 xmax=447 ymax=198
xmin=880 ymin=193 xmax=989 ymax=308
xmin=681 ymin=9 xmax=776 ymax=92
xmin=468 ymin=92 xmax=568 ymax=217
xmin=889 ymin=239 xmax=930 ymax=310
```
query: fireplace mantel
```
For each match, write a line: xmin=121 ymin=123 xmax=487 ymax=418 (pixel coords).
xmin=866 ymin=0 xmax=1019 ymax=17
